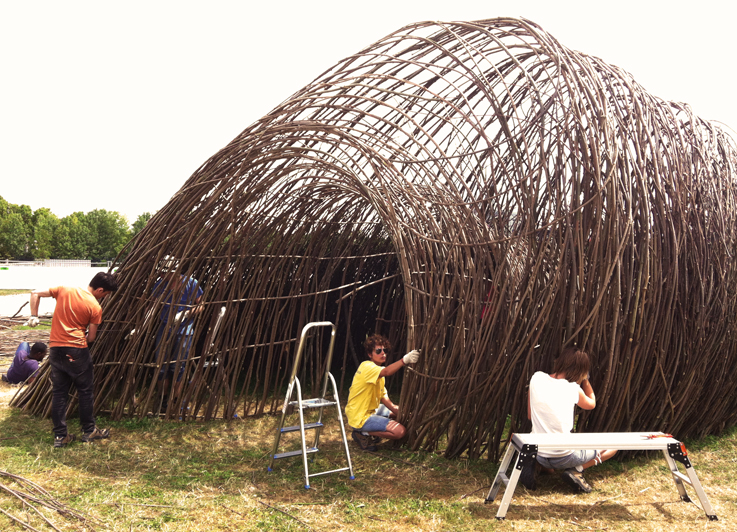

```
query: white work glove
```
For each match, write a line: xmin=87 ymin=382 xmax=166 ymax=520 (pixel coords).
xmin=174 ymin=310 xmax=190 ymax=323
xmin=403 ymin=349 xmax=420 ymax=365
xmin=25 ymin=316 xmax=39 ymax=327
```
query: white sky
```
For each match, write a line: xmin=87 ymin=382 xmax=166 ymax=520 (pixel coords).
xmin=2 ymin=1 xmax=735 ymax=225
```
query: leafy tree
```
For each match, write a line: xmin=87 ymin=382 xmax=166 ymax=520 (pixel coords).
xmin=32 ymin=208 xmax=60 ymax=259
xmin=53 ymin=212 xmax=90 ymax=259
xmin=4 ymin=203 xmax=34 ymax=259
xmin=0 ymin=212 xmax=28 ymax=259
xmin=84 ymin=209 xmax=130 ymax=262
xmin=131 ymin=212 xmax=153 ymax=236
xmin=0 ymin=196 xmax=141 ymax=260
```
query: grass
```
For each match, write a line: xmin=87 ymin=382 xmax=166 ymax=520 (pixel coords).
xmin=0 ymin=385 xmax=735 ymax=531
xmin=0 ymin=289 xmax=30 ymax=297
xmin=9 ymin=324 xmax=52 ymax=330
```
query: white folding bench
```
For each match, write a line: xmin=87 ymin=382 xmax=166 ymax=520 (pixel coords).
xmin=485 ymin=432 xmax=717 ymax=521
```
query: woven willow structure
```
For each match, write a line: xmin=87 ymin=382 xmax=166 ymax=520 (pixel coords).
xmin=15 ymin=18 xmax=737 ymax=460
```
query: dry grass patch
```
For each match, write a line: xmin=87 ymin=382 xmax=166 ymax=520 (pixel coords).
xmin=0 ymin=381 xmax=734 ymax=531
xmin=0 ymin=290 xmax=30 ymax=297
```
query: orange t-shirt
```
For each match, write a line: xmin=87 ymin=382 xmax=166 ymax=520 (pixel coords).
xmin=49 ymin=286 xmax=102 ymax=348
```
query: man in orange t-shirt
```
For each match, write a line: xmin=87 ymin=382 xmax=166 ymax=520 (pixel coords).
xmin=28 ymin=272 xmax=118 ymax=448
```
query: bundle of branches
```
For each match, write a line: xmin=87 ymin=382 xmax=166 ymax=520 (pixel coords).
xmin=0 ymin=470 xmax=99 ymax=531
xmin=13 ymin=18 xmax=737 ymax=460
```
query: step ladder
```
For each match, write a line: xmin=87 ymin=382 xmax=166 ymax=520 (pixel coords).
xmin=267 ymin=321 xmax=354 ymax=489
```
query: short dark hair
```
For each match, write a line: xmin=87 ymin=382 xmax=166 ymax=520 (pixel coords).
xmin=364 ymin=334 xmax=391 ymax=357
xmin=552 ymin=347 xmax=590 ymax=383
xmin=30 ymin=342 xmax=47 ymax=360
xmin=90 ymin=272 xmax=118 ymax=292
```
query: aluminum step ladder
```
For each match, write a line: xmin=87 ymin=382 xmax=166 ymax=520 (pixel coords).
xmin=267 ymin=321 xmax=354 ymax=488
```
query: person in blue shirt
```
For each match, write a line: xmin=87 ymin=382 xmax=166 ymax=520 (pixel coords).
xmin=3 ymin=342 xmax=47 ymax=384
xmin=152 ymin=264 xmax=204 ymax=412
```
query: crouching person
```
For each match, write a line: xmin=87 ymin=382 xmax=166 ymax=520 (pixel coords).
xmin=344 ymin=334 xmax=419 ymax=451
xmin=525 ymin=347 xmax=617 ymax=492
xmin=2 ymin=342 xmax=47 ymax=384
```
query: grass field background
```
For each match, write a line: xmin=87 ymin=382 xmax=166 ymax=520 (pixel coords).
xmin=0 ymin=376 xmax=734 ymax=531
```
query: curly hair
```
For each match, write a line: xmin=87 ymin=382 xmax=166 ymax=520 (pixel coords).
xmin=364 ymin=334 xmax=391 ymax=357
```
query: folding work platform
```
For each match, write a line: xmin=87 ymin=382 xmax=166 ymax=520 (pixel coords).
xmin=268 ymin=321 xmax=354 ymax=489
xmin=485 ymin=432 xmax=717 ymax=521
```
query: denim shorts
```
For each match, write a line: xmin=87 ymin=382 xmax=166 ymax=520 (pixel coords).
xmin=353 ymin=404 xmax=392 ymax=433
xmin=537 ymin=449 xmax=597 ymax=470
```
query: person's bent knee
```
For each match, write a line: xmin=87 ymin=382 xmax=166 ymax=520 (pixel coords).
xmin=602 ymin=449 xmax=617 ymax=461
xmin=387 ymin=421 xmax=405 ymax=439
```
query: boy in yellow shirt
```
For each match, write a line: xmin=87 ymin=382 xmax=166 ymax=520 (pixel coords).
xmin=345 ymin=334 xmax=419 ymax=451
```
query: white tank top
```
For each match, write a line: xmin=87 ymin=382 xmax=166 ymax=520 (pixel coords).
xmin=529 ymin=371 xmax=581 ymax=457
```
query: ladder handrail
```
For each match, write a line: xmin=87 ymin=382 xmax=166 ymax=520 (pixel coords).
xmin=287 ymin=322 xmax=336 ymax=392
xmin=292 ymin=377 xmax=311 ymax=488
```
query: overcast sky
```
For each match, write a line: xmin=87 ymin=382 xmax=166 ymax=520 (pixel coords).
xmin=2 ymin=1 xmax=735 ymax=224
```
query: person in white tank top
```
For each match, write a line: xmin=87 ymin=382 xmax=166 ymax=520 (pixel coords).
xmin=523 ymin=347 xmax=617 ymax=492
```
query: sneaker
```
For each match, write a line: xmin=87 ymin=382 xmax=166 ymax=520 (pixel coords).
xmin=54 ymin=434 xmax=75 ymax=448
xmin=561 ymin=468 xmax=592 ymax=493
xmin=81 ymin=427 xmax=110 ymax=443
xmin=352 ymin=431 xmax=377 ymax=451
xmin=519 ymin=461 xmax=537 ymax=490
xmin=369 ymin=435 xmax=382 ymax=446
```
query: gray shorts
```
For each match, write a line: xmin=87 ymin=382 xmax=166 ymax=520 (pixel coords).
xmin=352 ymin=404 xmax=392 ymax=433
xmin=537 ymin=449 xmax=598 ymax=470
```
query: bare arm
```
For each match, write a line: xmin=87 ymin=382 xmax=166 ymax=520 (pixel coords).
xmin=191 ymin=295 xmax=204 ymax=316
xmin=378 ymin=358 xmax=405 ymax=378
xmin=577 ymin=379 xmax=596 ymax=410
xmin=87 ymin=323 xmax=99 ymax=343
xmin=29 ymin=290 xmax=51 ymax=316
xmin=381 ymin=395 xmax=399 ymax=417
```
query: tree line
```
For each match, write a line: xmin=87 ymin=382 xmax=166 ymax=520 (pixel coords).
xmin=0 ymin=195 xmax=152 ymax=262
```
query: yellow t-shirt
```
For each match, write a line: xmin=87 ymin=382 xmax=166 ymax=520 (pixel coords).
xmin=345 ymin=360 xmax=385 ymax=429
xmin=49 ymin=286 xmax=102 ymax=348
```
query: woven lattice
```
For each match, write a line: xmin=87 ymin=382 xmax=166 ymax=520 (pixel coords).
xmin=15 ymin=18 xmax=737 ymax=459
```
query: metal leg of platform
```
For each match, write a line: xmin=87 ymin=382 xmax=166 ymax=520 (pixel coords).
xmin=495 ymin=453 xmax=523 ymax=519
xmin=486 ymin=441 xmax=539 ymax=519
xmin=485 ymin=444 xmax=516 ymax=504
xmin=663 ymin=444 xmax=718 ymax=521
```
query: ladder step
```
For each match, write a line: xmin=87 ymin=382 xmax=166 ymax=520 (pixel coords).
xmin=273 ymin=447 xmax=319 ymax=460
xmin=308 ymin=467 xmax=351 ymax=478
xmin=281 ymin=422 xmax=324 ymax=433
xmin=672 ymin=471 xmax=692 ymax=486
xmin=289 ymin=398 xmax=337 ymax=408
